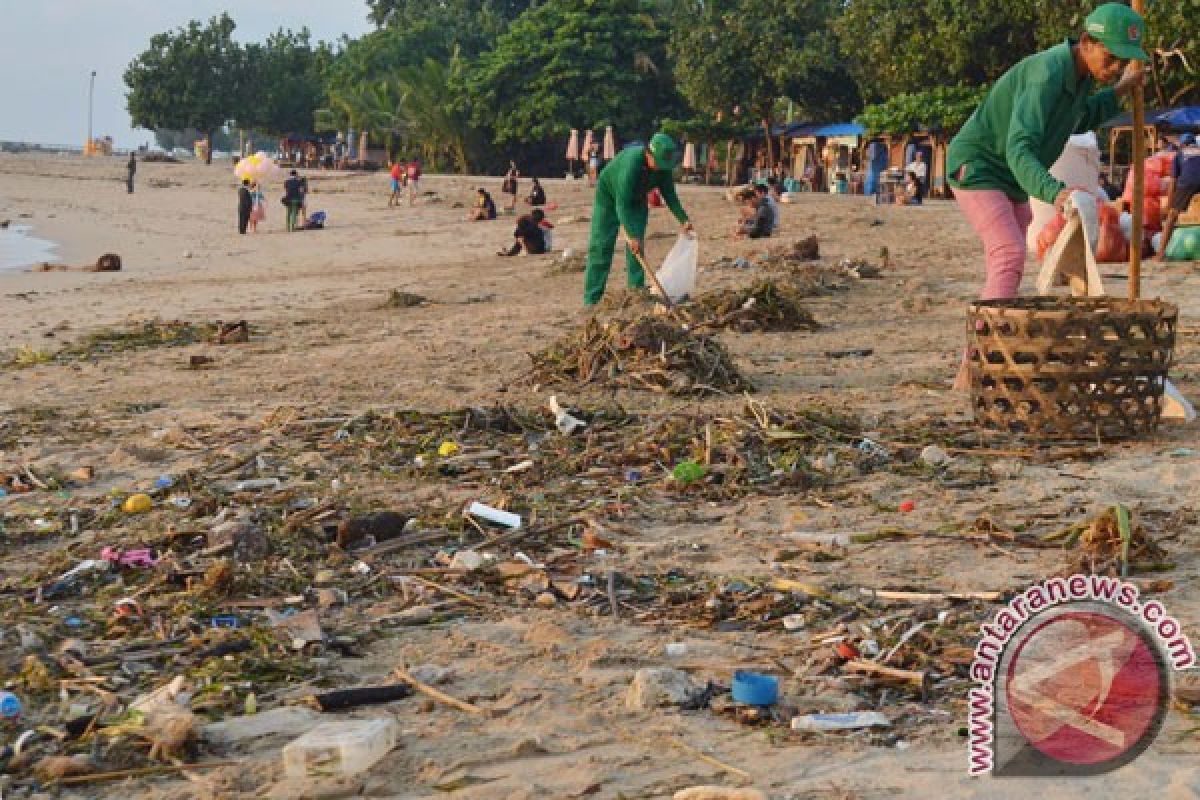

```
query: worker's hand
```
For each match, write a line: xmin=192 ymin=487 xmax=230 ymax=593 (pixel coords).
xmin=681 ymin=221 xmax=695 ymax=237
xmin=1115 ymin=61 xmax=1146 ymax=96
xmin=1053 ymin=186 xmax=1091 ymax=212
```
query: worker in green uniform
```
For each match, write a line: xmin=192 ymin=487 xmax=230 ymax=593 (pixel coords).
xmin=584 ymin=133 xmax=695 ymax=306
xmin=948 ymin=2 xmax=1146 ymax=303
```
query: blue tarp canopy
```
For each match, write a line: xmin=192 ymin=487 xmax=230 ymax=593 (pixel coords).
xmin=793 ymin=122 xmax=865 ymax=138
xmin=1101 ymin=106 xmax=1200 ymax=132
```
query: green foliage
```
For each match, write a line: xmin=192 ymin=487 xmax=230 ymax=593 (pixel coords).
xmin=366 ymin=0 xmax=532 ymax=39
xmin=124 ymin=13 xmax=246 ymax=159
xmin=241 ymin=29 xmax=333 ymax=135
xmin=838 ymin=0 xmax=1198 ymax=107
xmin=856 ymin=85 xmax=987 ymax=135
xmin=673 ymin=0 xmax=858 ymax=123
xmin=1033 ymin=0 xmax=1200 ymax=107
xmin=466 ymin=0 xmax=683 ymax=144
xmin=836 ymin=0 xmax=1038 ymax=102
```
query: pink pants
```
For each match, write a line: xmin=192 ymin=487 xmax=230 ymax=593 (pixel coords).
xmin=954 ymin=188 xmax=1033 ymax=300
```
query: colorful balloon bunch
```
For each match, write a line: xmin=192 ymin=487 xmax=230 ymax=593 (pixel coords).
xmin=234 ymin=151 xmax=280 ymax=184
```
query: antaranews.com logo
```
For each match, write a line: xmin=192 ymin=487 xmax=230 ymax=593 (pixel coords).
xmin=967 ymin=574 xmax=1195 ymax=777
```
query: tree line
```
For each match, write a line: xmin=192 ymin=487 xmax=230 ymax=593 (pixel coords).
xmin=124 ymin=0 xmax=1199 ymax=170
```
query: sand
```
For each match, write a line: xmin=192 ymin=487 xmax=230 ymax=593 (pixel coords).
xmin=1 ymin=152 xmax=1198 ymax=799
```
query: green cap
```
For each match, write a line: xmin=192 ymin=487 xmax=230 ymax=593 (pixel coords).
xmin=647 ymin=133 xmax=680 ymax=170
xmin=1084 ymin=3 xmax=1149 ymax=62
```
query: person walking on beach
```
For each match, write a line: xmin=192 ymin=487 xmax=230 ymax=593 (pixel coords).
xmin=582 ymin=132 xmax=694 ymax=307
xmin=283 ymin=170 xmax=304 ymax=232
xmin=388 ymin=160 xmax=404 ymax=207
xmin=947 ymin=2 xmax=1146 ymax=387
xmin=237 ymin=179 xmax=253 ymax=235
xmin=406 ymin=158 xmax=421 ymax=205
xmin=502 ymin=161 xmax=519 ymax=211
xmin=587 ymin=144 xmax=600 ymax=187
xmin=126 ymin=153 xmax=136 ymax=194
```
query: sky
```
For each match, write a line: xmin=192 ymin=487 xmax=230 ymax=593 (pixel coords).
xmin=0 ymin=1 xmax=373 ymax=148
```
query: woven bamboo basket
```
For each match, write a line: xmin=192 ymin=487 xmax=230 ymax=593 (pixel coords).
xmin=967 ymin=296 xmax=1177 ymax=439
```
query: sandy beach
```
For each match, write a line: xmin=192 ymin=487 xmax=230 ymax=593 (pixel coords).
xmin=1 ymin=152 xmax=1198 ymax=799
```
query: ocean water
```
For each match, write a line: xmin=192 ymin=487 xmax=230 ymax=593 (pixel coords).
xmin=0 ymin=224 xmax=59 ymax=270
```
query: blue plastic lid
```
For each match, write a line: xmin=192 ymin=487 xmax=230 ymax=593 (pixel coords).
xmin=0 ymin=691 xmax=22 ymax=718
xmin=731 ymin=671 xmax=779 ymax=706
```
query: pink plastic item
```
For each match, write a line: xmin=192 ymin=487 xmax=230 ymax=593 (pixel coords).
xmin=100 ymin=547 xmax=158 ymax=568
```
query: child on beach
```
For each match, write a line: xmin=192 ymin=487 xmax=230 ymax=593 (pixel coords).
xmin=249 ymin=182 xmax=266 ymax=233
xmin=388 ymin=161 xmax=404 ymax=207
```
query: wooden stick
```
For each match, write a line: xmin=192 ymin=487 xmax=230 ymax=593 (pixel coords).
xmin=56 ymin=761 xmax=240 ymax=786
xmin=607 ymin=569 xmax=619 ymax=618
xmin=631 ymin=249 xmax=675 ymax=310
xmin=843 ymin=659 xmax=930 ymax=691
xmin=1130 ymin=0 xmax=1146 ymax=300
xmin=859 ymin=588 xmax=1002 ymax=603
xmin=407 ymin=574 xmax=491 ymax=609
xmin=393 ymin=666 xmax=489 ymax=716
xmin=668 ymin=737 xmax=753 ymax=781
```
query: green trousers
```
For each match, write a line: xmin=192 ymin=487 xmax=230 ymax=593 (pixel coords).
xmin=583 ymin=186 xmax=648 ymax=306
xmin=286 ymin=202 xmax=301 ymax=231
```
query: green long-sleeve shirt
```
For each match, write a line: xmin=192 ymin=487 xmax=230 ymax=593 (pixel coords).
xmin=596 ymin=145 xmax=688 ymax=238
xmin=947 ymin=40 xmax=1120 ymax=205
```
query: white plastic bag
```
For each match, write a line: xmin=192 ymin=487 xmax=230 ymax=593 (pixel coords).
xmin=1027 ymin=133 xmax=1104 ymax=255
xmin=655 ymin=234 xmax=697 ymax=302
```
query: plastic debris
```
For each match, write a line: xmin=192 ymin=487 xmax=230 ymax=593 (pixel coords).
xmin=791 ymin=711 xmax=891 ymax=731
xmin=465 ymin=501 xmax=521 ymax=529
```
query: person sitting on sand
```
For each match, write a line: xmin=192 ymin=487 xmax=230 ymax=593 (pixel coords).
xmin=753 ymin=183 xmax=777 ymax=233
xmin=498 ymin=209 xmax=548 ymax=256
xmin=732 ymin=191 xmax=771 ymax=240
xmin=729 ymin=194 xmax=768 ymax=241
xmin=467 ymin=188 xmax=497 ymax=221
xmin=525 ymin=177 xmax=546 ymax=207
xmin=896 ymin=170 xmax=924 ymax=206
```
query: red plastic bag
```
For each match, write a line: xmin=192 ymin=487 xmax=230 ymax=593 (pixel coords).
xmin=1036 ymin=212 xmax=1067 ymax=260
xmin=1095 ymin=203 xmax=1129 ymax=263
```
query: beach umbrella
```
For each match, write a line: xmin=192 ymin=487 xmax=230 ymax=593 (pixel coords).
xmin=682 ymin=141 xmax=696 ymax=170
xmin=582 ymin=130 xmax=595 ymax=159
xmin=566 ymin=129 xmax=580 ymax=161
xmin=603 ymin=126 xmax=616 ymax=161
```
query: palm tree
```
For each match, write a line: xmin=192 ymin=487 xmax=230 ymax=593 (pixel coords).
xmin=393 ymin=51 xmax=471 ymax=173
xmin=315 ymin=80 xmax=408 ymax=162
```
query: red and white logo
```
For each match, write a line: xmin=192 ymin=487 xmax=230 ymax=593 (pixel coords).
xmin=1005 ymin=611 xmax=1161 ymax=766
xmin=1128 ymin=24 xmax=1140 ymax=42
